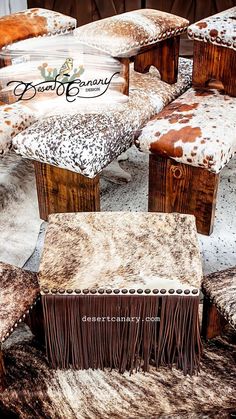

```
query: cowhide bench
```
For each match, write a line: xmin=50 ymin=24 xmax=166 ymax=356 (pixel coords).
xmin=38 ymin=211 xmax=202 ymax=376
xmin=12 ymin=58 xmax=192 ymax=220
xmin=0 ymin=262 xmax=40 ymax=392
xmin=0 ymin=7 xmax=76 ymax=53
xmin=136 ymin=86 xmax=236 ymax=235
xmin=74 ymin=8 xmax=189 ymax=89
xmin=202 ymin=266 xmax=236 ymax=340
xmin=188 ymin=7 xmax=236 ymax=97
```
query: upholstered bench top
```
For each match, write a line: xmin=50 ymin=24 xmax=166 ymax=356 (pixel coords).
xmin=202 ymin=267 xmax=236 ymax=329
xmin=188 ymin=7 xmax=236 ymax=51
xmin=0 ymin=8 xmax=76 ymax=49
xmin=12 ymin=58 xmax=192 ymax=178
xmin=0 ymin=262 xmax=39 ymax=344
xmin=136 ymin=87 xmax=236 ymax=173
xmin=0 ymin=103 xmax=37 ymax=156
xmin=39 ymin=212 xmax=202 ymax=295
xmin=74 ymin=8 xmax=189 ymax=57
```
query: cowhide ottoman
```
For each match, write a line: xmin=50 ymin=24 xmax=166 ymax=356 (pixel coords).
xmin=135 ymin=86 xmax=236 ymax=236
xmin=74 ymin=8 xmax=189 ymax=86
xmin=0 ymin=7 xmax=76 ymax=51
xmin=12 ymin=58 xmax=192 ymax=219
xmin=39 ymin=212 xmax=202 ymax=376
xmin=188 ymin=7 xmax=236 ymax=96
xmin=202 ymin=266 xmax=236 ymax=340
xmin=0 ymin=262 xmax=40 ymax=392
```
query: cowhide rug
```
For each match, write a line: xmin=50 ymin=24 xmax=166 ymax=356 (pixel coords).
xmin=0 ymin=153 xmax=41 ymax=267
xmin=0 ymin=324 xmax=235 ymax=418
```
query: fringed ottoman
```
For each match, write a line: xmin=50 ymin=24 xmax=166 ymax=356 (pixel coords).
xmin=202 ymin=267 xmax=236 ymax=340
xmin=0 ymin=262 xmax=40 ymax=392
xmin=135 ymin=86 xmax=236 ymax=235
xmin=188 ymin=7 xmax=236 ymax=96
xmin=39 ymin=212 xmax=202 ymax=375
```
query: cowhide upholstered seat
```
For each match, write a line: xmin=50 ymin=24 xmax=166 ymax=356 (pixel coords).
xmin=74 ymin=8 xmax=189 ymax=85
xmin=202 ymin=267 xmax=236 ymax=340
xmin=0 ymin=262 xmax=40 ymax=392
xmin=12 ymin=58 xmax=192 ymax=220
xmin=188 ymin=7 xmax=236 ymax=96
xmin=39 ymin=211 xmax=202 ymax=375
xmin=136 ymin=86 xmax=236 ymax=236
xmin=0 ymin=8 xmax=76 ymax=51
xmin=0 ymin=102 xmax=37 ymax=156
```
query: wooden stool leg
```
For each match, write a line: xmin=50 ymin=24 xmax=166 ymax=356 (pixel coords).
xmin=202 ymin=296 xmax=227 ymax=340
xmin=0 ymin=348 xmax=6 ymax=392
xmin=134 ymin=36 xmax=180 ymax=84
xmin=34 ymin=162 xmax=100 ymax=221
xmin=192 ymin=41 xmax=236 ymax=97
xmin=148 ymin=154 xmax=219 ymax=236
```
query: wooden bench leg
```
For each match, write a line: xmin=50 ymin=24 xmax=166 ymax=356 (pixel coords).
xmin=192 ymin=41 xmax=236 ymax=97
xmin=148 ymin=154 xmax=219 ymax=236
xmin=134 ymin=36 xmax=180 ymax=84
xmin=34 ymin=162 xmax=100 ymax=221
xmin=0 ymin=348 xmax=6 ymax=392
xmin=202 ymin=296 xmax=227 ymax=340
xmin=25 ymin=298 xmax=45 ymax=346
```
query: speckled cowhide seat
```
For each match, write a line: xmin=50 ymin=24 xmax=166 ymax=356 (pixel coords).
xmin=0 ymin=262 xmax=40 ymax=392
xmin=202 ymin=266 xmax=236 ymax=340
xmin=0 ymin=8 xmax=76 ymax=154
xmin=12 ymin=58 xmax=192 ymax=220
xmin=188 ymin=7 xmax=236 ymax=97
xmin=136 ymin=86 xmax=236 ymax=236
xmin=74 ymin=8 xmax=189 ymax=86
xmin=39 ymin=211 xmax=202 ymax=375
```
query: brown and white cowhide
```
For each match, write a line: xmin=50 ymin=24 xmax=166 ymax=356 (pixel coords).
xmin=0 ymin=152 xmax=41 ymax=267
xmin=0 ymin=324 xmax=235 ymax=418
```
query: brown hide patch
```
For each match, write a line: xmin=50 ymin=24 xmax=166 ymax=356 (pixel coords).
xmin=196 ymin=22 xmax=207 ymax=29
xmin=150 ymin=126 xmax=202 ymax=158
xmin=153 ymin=103 xmax=199 ymax=123
xmin=0 ymin=14 xmax=47 ymax=49
xmin=194 ymin=89 xmax=214 ymax=96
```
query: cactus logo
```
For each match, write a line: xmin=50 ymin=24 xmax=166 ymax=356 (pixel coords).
xmin=38 ymin=59 xmax=85 ymax=83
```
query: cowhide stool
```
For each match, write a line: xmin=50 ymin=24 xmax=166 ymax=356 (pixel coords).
xmin=135 ymin=86 xmax=236 ymax=236
xmin=202 ymin=267 xmax=236 ymax=340
xmin=0 ymin=262 xmax=40 ymax=392
xmin=188 ymin=7 xmax=236 ymax=96
xmin=39 ymin=212 xmax=202 ymax=375
xmin=12 ymin=58 xmax=192 ymax=220
xmin=74 ymin=8 xmax=189 ymax=89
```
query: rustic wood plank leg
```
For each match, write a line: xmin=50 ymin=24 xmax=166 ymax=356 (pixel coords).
xmin=34 ymin=162 xmax=100 ymax=221
xmin=134 ymin=36 xmax=180 ymax=84
xmin=25 ymin=299 xmax=45 ymax=346
xmin=148 ymin=154 xmax=219 ymax=236
xmin=202 ymin=296 xmax=227 ymax=340
xmin=192 ymin=41 xmax=236 ymax=97
xmin=117 ymin=58 xmax=130 ymax=95
xmin=0 ymin=348 xmax=6 ymax=392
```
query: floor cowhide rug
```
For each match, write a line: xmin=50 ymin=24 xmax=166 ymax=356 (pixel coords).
xmin=0 ymin=153 xmax=41 ymax=267
xmin=0 ymin=324 xmax=235 ymax=418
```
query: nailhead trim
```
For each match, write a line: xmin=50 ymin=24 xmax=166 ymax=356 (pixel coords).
xmin=40 ymin=288 xmax=200 ymax=295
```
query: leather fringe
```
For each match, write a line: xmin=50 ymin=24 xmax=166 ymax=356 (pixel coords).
xmin=0 ymin=348 xmax=6 ymax=392
xmin=42 ymin=295 xmax=202 ymax=375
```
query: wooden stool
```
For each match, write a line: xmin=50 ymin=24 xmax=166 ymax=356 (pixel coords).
xmin=202 ymin=267 xmax=236 ymax=339
xmin=135 ymin=87 xmax=236 ymax=236
xmin=39 ymin=212 xmax=202 ymax=375
xmin=74 ymin=8 xmax=189 ymax=88
xmin=188 ymin=7 xmax=236 ymax=96
xmin=0 ymin=262 xmax=40 ymax=392
xmin=12 ymin=59 xmax=192 ymax=220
